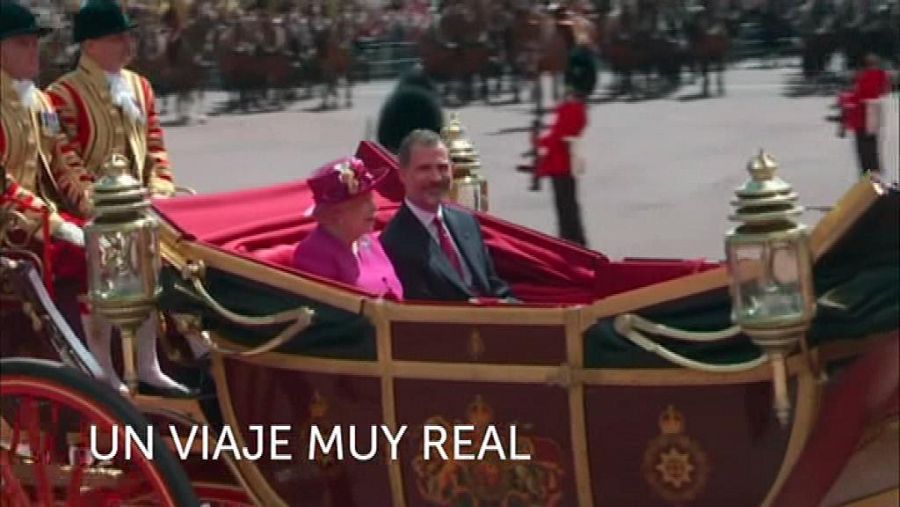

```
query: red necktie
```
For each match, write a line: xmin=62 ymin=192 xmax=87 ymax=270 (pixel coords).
xmin=433 ymin=215 xmax=464 ymax=279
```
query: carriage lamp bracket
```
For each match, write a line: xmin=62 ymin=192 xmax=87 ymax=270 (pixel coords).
xmin=613 ymin=313 xmax=769 ymax=373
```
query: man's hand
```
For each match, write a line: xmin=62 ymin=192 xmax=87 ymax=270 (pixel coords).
xmin=53 ymin=221 xmax=85 ymax=247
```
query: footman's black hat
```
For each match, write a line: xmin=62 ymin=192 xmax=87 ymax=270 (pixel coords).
xmin=73 ymin=0 xmax=138 ymax=43
xmin=0 ymin=0 xmax=52 ymax=40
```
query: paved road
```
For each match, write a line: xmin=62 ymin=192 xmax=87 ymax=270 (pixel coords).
xmin=163 ymin=63 xmax=899 ymax=261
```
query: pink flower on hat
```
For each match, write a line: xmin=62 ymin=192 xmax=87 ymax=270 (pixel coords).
xmin=334 ymin=159 xmax=362 ymax=195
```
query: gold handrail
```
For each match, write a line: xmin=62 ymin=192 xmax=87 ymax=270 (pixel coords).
xmin=171 ymin=260 xmax=316 ymax=357
xmin=614 ymin=313 xmax=768 ymax=373
xmin=615 ymin=314 xmax=741 ymax=342
xmin=179 ymin=261 xmax=315 ymax=327
xmin=171 ymin=312 xmax=313 ymax=358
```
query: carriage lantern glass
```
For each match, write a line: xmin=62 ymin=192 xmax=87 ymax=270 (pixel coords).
xmin=725 ymin=151 xmax=816 ymax=425
xmin=84 ymin=155 xmax=161 ymax=392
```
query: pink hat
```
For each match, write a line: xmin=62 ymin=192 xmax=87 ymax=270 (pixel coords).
xmin=307 ymin=156 xmax=386 ymax=207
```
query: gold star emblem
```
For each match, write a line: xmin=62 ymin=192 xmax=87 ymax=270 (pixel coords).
xmin=643 ymin=406 xmax=710 ymax=502
xmin=655 ymin=447 xmax=694 ymax=489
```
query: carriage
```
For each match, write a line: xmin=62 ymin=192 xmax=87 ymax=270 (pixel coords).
xmin=1 ymin=134 xmax=898 ymax=505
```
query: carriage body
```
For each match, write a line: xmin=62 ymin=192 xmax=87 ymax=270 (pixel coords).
xmin=2 ymin=142 xmax=897 ymax=506
xmin=153 ymin=142 xmax=898 ymax=505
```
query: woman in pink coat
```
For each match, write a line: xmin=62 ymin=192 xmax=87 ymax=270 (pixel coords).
xmin=293 ymin=156 xmax=404 ymax=299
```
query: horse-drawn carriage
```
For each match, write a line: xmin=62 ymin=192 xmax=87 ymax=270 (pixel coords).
xmin=2 ymin=137 xmax=898 ymax=505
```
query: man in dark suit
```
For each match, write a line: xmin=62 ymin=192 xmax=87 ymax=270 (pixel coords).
xmin=380 ymin=129 xmax=514 ymax=302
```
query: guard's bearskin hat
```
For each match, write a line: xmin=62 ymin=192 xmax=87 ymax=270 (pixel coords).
xmin=376 ymin=68 xmax=443 ymax=154
xmin=565 ymin=46 xmax=598 ymax=98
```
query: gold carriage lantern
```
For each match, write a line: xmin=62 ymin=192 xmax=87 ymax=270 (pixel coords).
xmin=725 ymin=151 xmax=816 ymax=426
xmin=85 ymin=154 xmax=161 ymax=393
xmin=441 ymin=112 xmax=489 ymax=212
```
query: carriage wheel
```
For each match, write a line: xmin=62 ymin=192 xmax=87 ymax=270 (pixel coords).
xmin=0 ymin=358 xmax=198 ymax=506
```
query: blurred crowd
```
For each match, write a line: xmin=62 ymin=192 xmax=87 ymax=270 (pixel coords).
xmin=18 ymin=0 xmax=898 ymax=108
xmin=23 ymin=0 xmax=436 ymax=43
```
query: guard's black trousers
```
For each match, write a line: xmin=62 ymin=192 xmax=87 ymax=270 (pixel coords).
xmin=551 ymin=175 xmax=587 ymax=247
xmin=855 ymin=132 xmax=881 ymax=175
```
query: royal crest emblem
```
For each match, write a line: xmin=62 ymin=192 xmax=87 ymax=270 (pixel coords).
xmin=641 ymin=405 xmax=711 ymax=503
xmin=412 ymin=395 xmax=565 ymax=506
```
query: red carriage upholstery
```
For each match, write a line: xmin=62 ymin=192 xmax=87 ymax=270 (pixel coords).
xmin=154 ymin=142 xmax=718 ymax=304
xmin=252 ymin=242 xmax=296 ymax=267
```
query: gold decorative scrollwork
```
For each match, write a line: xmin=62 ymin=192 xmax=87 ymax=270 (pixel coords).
xmin=0 ymin=209 xmax=40 ymax=250
xmin=97 ymin=231 xmax=140 ymax=294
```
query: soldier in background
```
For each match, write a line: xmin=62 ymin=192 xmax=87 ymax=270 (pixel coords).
xmin=535 ymin=47 xmax=597 ymax=246
xmin=840 ymin=53 xmax=892 ymax=177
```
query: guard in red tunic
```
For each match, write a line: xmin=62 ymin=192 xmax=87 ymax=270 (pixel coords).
xmin=840 ymin=54 xmax=892 ymax=176
xmin=536 ymin=46 xmax=596 ymax=247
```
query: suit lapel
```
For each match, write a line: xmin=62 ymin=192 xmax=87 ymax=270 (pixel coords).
xmin=398 ymin=204 xmax=471 ymax=297
xmin=442 ymin=207 xmax=489 ymax=292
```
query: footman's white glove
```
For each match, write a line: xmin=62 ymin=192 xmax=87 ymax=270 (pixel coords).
xmin=53 ymin=221 xmax=85 ymax=247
